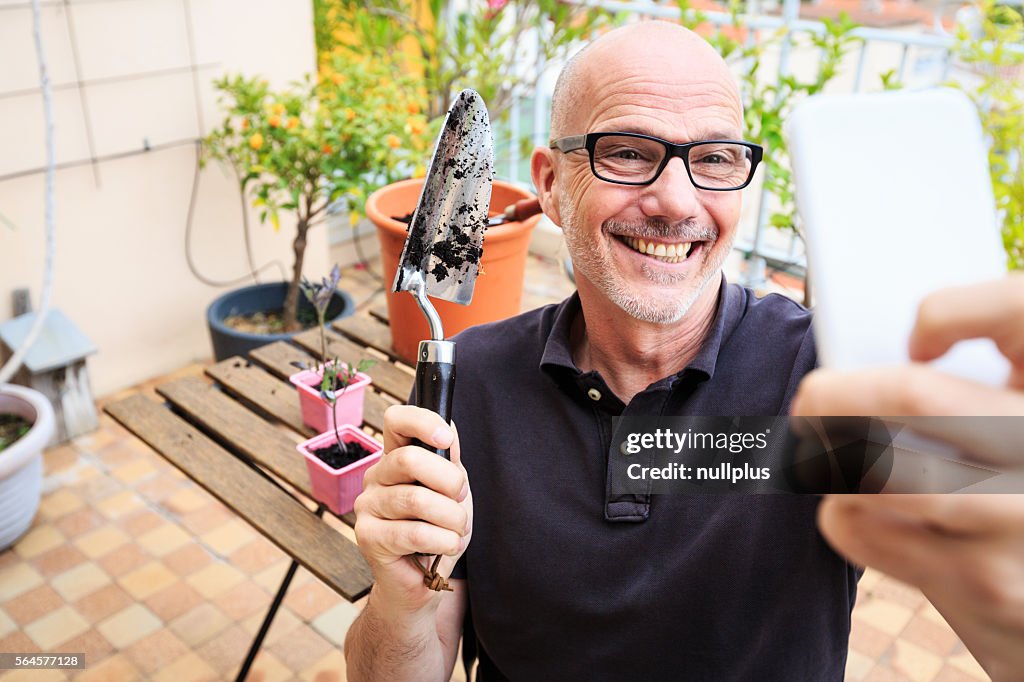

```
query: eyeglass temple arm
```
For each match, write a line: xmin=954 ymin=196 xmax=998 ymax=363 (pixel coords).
xmin=550 ymin=134 xmax=586 ymax=152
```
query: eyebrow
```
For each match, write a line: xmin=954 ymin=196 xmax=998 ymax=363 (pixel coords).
xmin=598 ymin=126 xmax=744 ymax=142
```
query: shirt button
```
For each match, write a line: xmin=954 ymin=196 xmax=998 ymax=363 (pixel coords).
xmin=587 ymin=388 xmax=602 ymax=402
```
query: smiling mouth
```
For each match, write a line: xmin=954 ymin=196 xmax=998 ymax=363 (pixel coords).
xmin=615 ymin=235 xmax=701 ymax=264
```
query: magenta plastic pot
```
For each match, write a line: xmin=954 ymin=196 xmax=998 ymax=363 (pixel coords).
xmin=289 ymin=364 xmax=371 ymax=432
xmin=296 ymin=426 xmax=383 ymax=515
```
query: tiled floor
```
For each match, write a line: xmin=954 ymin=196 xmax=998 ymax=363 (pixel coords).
xmin=0 ymin=256 xmax=991 ymax=681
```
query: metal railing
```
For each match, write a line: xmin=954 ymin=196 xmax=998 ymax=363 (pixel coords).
xmin=496 ymin=0 xmax=958 ymax=282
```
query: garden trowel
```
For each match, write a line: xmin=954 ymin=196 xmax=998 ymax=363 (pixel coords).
xmin=393 ymin=89 xmax=493 ymax=462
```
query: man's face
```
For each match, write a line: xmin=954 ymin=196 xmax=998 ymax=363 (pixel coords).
xmin=549 ymin=46 xmax=745 ymax=324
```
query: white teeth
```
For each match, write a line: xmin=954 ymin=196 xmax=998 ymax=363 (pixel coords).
xmin=620 ymin=235 xmax=696 ymax=262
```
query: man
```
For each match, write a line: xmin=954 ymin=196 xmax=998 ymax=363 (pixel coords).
xmin=345 ymin=21 xmax=857 ymax=680
xmin=792 ymin=276 xmax=1024 ymax=682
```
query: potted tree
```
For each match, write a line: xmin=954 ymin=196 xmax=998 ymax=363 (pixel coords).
xmin=0 ymin=383 xmax=55 ymax=549
xmin=288 ymin=265 xmax=376 ymax=431
xmin=202 ymin=52 xmax=429 ymax=360
xmin=317 ymin=0 xmax=604 ymax=361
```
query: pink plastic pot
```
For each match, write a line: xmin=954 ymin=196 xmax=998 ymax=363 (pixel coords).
xmin=289 ymin=364 xmax=372 ymax=432
xmin=296 ymin=426 xmax=383 ymax=515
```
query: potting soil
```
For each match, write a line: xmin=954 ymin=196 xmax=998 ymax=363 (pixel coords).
xmin=312 ymin=439 xmax=374 ymax=469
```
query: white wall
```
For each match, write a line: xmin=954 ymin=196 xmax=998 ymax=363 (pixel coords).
xmin=0 ymin=0 xmax=329 ymax=396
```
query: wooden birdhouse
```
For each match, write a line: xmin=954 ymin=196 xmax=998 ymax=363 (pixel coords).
xmin=0 ymin=309 xmax=98 ymax=445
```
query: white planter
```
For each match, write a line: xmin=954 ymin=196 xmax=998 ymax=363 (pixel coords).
xmin=0 ymin=384 xmax=55 ymax=550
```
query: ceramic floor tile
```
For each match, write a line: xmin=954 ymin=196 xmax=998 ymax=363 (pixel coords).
xmin=96 ymin=543 xmax=150 ymax=578
xmin=311 ymin=601 xmax=360 ymax=647
xmin=889 ymin=639 xmax=944 ymax=682
xmin=50 ymin=562 xmax=111 ymax=602
xmin=195 ymin=624 xmax=252 ymax=675
xmin=162 ymin=543 xmax=212 ymax=577
xmin=163 ymin=487 xmax=210 ymax=516
xmin=252 ymin=561 xmax=291 ymax=594
xmin=947 ymin=651 xmax=989 ymax=680
xmin=230 ymin=538 xmax=285 ymax=574
xmin=0 ymin=563 xmax=44 ymax=600
xmin=244 ymin=651 xmax=291 ymax=682
xmin=95 ymin=490 xmax=142 ymax=520
xmin=149 ymin=652 xmax=219 ymax=682
xmin=298 ymin=649 xmax=347 ymax=682
xmin=24 ymin=604 xmax=89 ymax=649
xmin=117 ymin=509 xmax=164 ymax=538
xmin=868 ymin=575 xmax=929 ymax=612
xmin=73 ymin=526 xmax=130 ymax=560
xmin=143 ymin=581 xmax=205 ymax=623
xmin=0 ymin=609 xmax=14 ymax=639
xmin=845 ymin=649 xmax=875 ymax=681
xmin=168 ymin=603 xmax=231 ymax=648
xmin=136 ymin=522 xmax=192 ymax=557
xmin=854 ymin=597 xmax=915 ymax=638
xmin=33 ymin=545 xmax=88 ymax=579
xmin=111 ymin=459 xmax=156 ymax=485
xmin=267 ymin=621 xmax=335 ymax=673
xmin=60 ymin=627 xmax=114 ymax=668
xmin=900 ymin=612 xmax=961 ymax=658
xmin=285 ymin=578 xmax=340 ymax=621
xmin=186 ymin=561 xmax=245 ymax=599
xmin=37 ymin=489 xmax=85 ymax=520
xmin=934 ymin=664 xmax=990 ymax=682
xmin=0 ymin=631 xmax=40 ymax=656
xmin=13 ymin=524 xmax=65 ymax=559
xmin=96 ymin=604 xmax=161 ymax=649
xmin=53 ymin=509 xmax=105 ymax=538
xmin=211 ymin=580 xmax=268 ymax=621
xmin=0 ymin=668 xmax=68 ymax=682
xmin=73 ymin=583 xmax=134 ymax=623
xmin=199 ymin=518 xmax=255 ymax=556
xmin=3 ymin=584 xmax=64 ymax=626
xmin=864 ymin=665 xmax=910 ymax=682
xmin=241 ymin=606 xmax=300 ymax=648
xmin=123 ymin=628 xmax=191 ymax=676
xmin=73 ymin=652 xmax=141 ymax=682
xmin=117 ymin=560 xmax=177 ymax=601
xmin=43 ymin=442 xmax=80 ymax=474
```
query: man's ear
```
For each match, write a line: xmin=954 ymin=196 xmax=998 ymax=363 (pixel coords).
xmin=530 ymin=147 xmax=562 ymax=227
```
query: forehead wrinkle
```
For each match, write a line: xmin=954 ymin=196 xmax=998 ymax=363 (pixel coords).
xmin=582 ymin=80 xmax=743 ymax=139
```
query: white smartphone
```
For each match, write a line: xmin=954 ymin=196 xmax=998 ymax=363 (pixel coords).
xmin=787 ymin=88 xmax=1011 ymax=489
xmin=787 ymin=87 xmax=1009 ymax=386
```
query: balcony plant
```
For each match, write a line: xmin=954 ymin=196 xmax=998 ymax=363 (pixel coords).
xmin=202 ymin=53 xmax=430 ymax=359
xmin=289 ymin=265 xmax=376 ymax=431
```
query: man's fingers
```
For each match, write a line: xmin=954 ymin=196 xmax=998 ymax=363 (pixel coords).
xmin=793 ymin=366 xmax=1024 ymax=417
xmin=910 ymin=275 xmax=1024 ymax=374
xmin=368 ymin=444 xmax=467 ymax=500
xmin=383 ymin=404 xmax=455 ymax=453
xmin=365 ymin=484 xmax=469 ymax=536
xmin=833 ymin=494 xmax=1024 ymax=537
xmin=817 ymin=495 xmax=943 ymax=588
xmin=357 ymin=517 xmax=464 ymax=559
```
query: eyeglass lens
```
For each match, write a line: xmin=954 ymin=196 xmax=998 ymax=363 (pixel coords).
xmin=592 ymin=135 xmax=753 ymax=188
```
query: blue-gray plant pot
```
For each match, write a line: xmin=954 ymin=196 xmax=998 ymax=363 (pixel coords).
xmin=206 ymin=282 xmax=355 ymax=362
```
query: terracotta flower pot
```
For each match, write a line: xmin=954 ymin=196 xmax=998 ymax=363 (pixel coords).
xmin=296 ymin=426 xmax=383 ymax=515
xmin=289 ymin=364 xmax=371 ymax=433
xmin=366 ymin=178 xmax=541 ymax=363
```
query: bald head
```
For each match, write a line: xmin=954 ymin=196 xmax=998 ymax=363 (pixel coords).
xmin=550 ymin=21 xmax=741 ymax=139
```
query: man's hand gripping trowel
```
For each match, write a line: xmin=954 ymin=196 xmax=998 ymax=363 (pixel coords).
xmin=392 ymin=90 xmax=493 ymax=592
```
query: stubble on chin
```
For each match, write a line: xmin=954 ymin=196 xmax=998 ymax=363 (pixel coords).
xmin=559 ymin=195 xmax=731 ymax=324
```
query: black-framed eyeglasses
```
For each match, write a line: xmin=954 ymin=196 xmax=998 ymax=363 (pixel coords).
xmin=550 ymin=132 xmax=763 ymax=191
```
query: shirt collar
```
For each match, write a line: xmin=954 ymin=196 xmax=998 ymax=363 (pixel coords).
xmin=539 ymin=274 xmax=744 ymax=383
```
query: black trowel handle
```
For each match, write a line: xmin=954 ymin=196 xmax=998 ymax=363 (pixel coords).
xmin=412 ymin=340 xmax=455 ymax=460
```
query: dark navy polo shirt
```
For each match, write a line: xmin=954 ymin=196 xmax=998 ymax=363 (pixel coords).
xmin=446 ymin=280 xmax=858 ymax=681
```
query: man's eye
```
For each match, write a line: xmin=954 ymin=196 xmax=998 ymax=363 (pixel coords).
xmin=694 ymin=152 xmax=728 ymax=165
xmin=604 ymin=147 xmax=650 ymax=162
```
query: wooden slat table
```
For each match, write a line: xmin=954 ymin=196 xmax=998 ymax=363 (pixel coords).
xmin=103 ymin=314 xmax=412 ymax=681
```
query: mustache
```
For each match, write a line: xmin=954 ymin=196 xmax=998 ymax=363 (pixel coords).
xmin=604 ymin=219 xmax=718 ymax=242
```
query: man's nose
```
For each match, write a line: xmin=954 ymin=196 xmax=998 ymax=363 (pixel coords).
xmin=638 ymin=156 xmax=700 ymax=222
